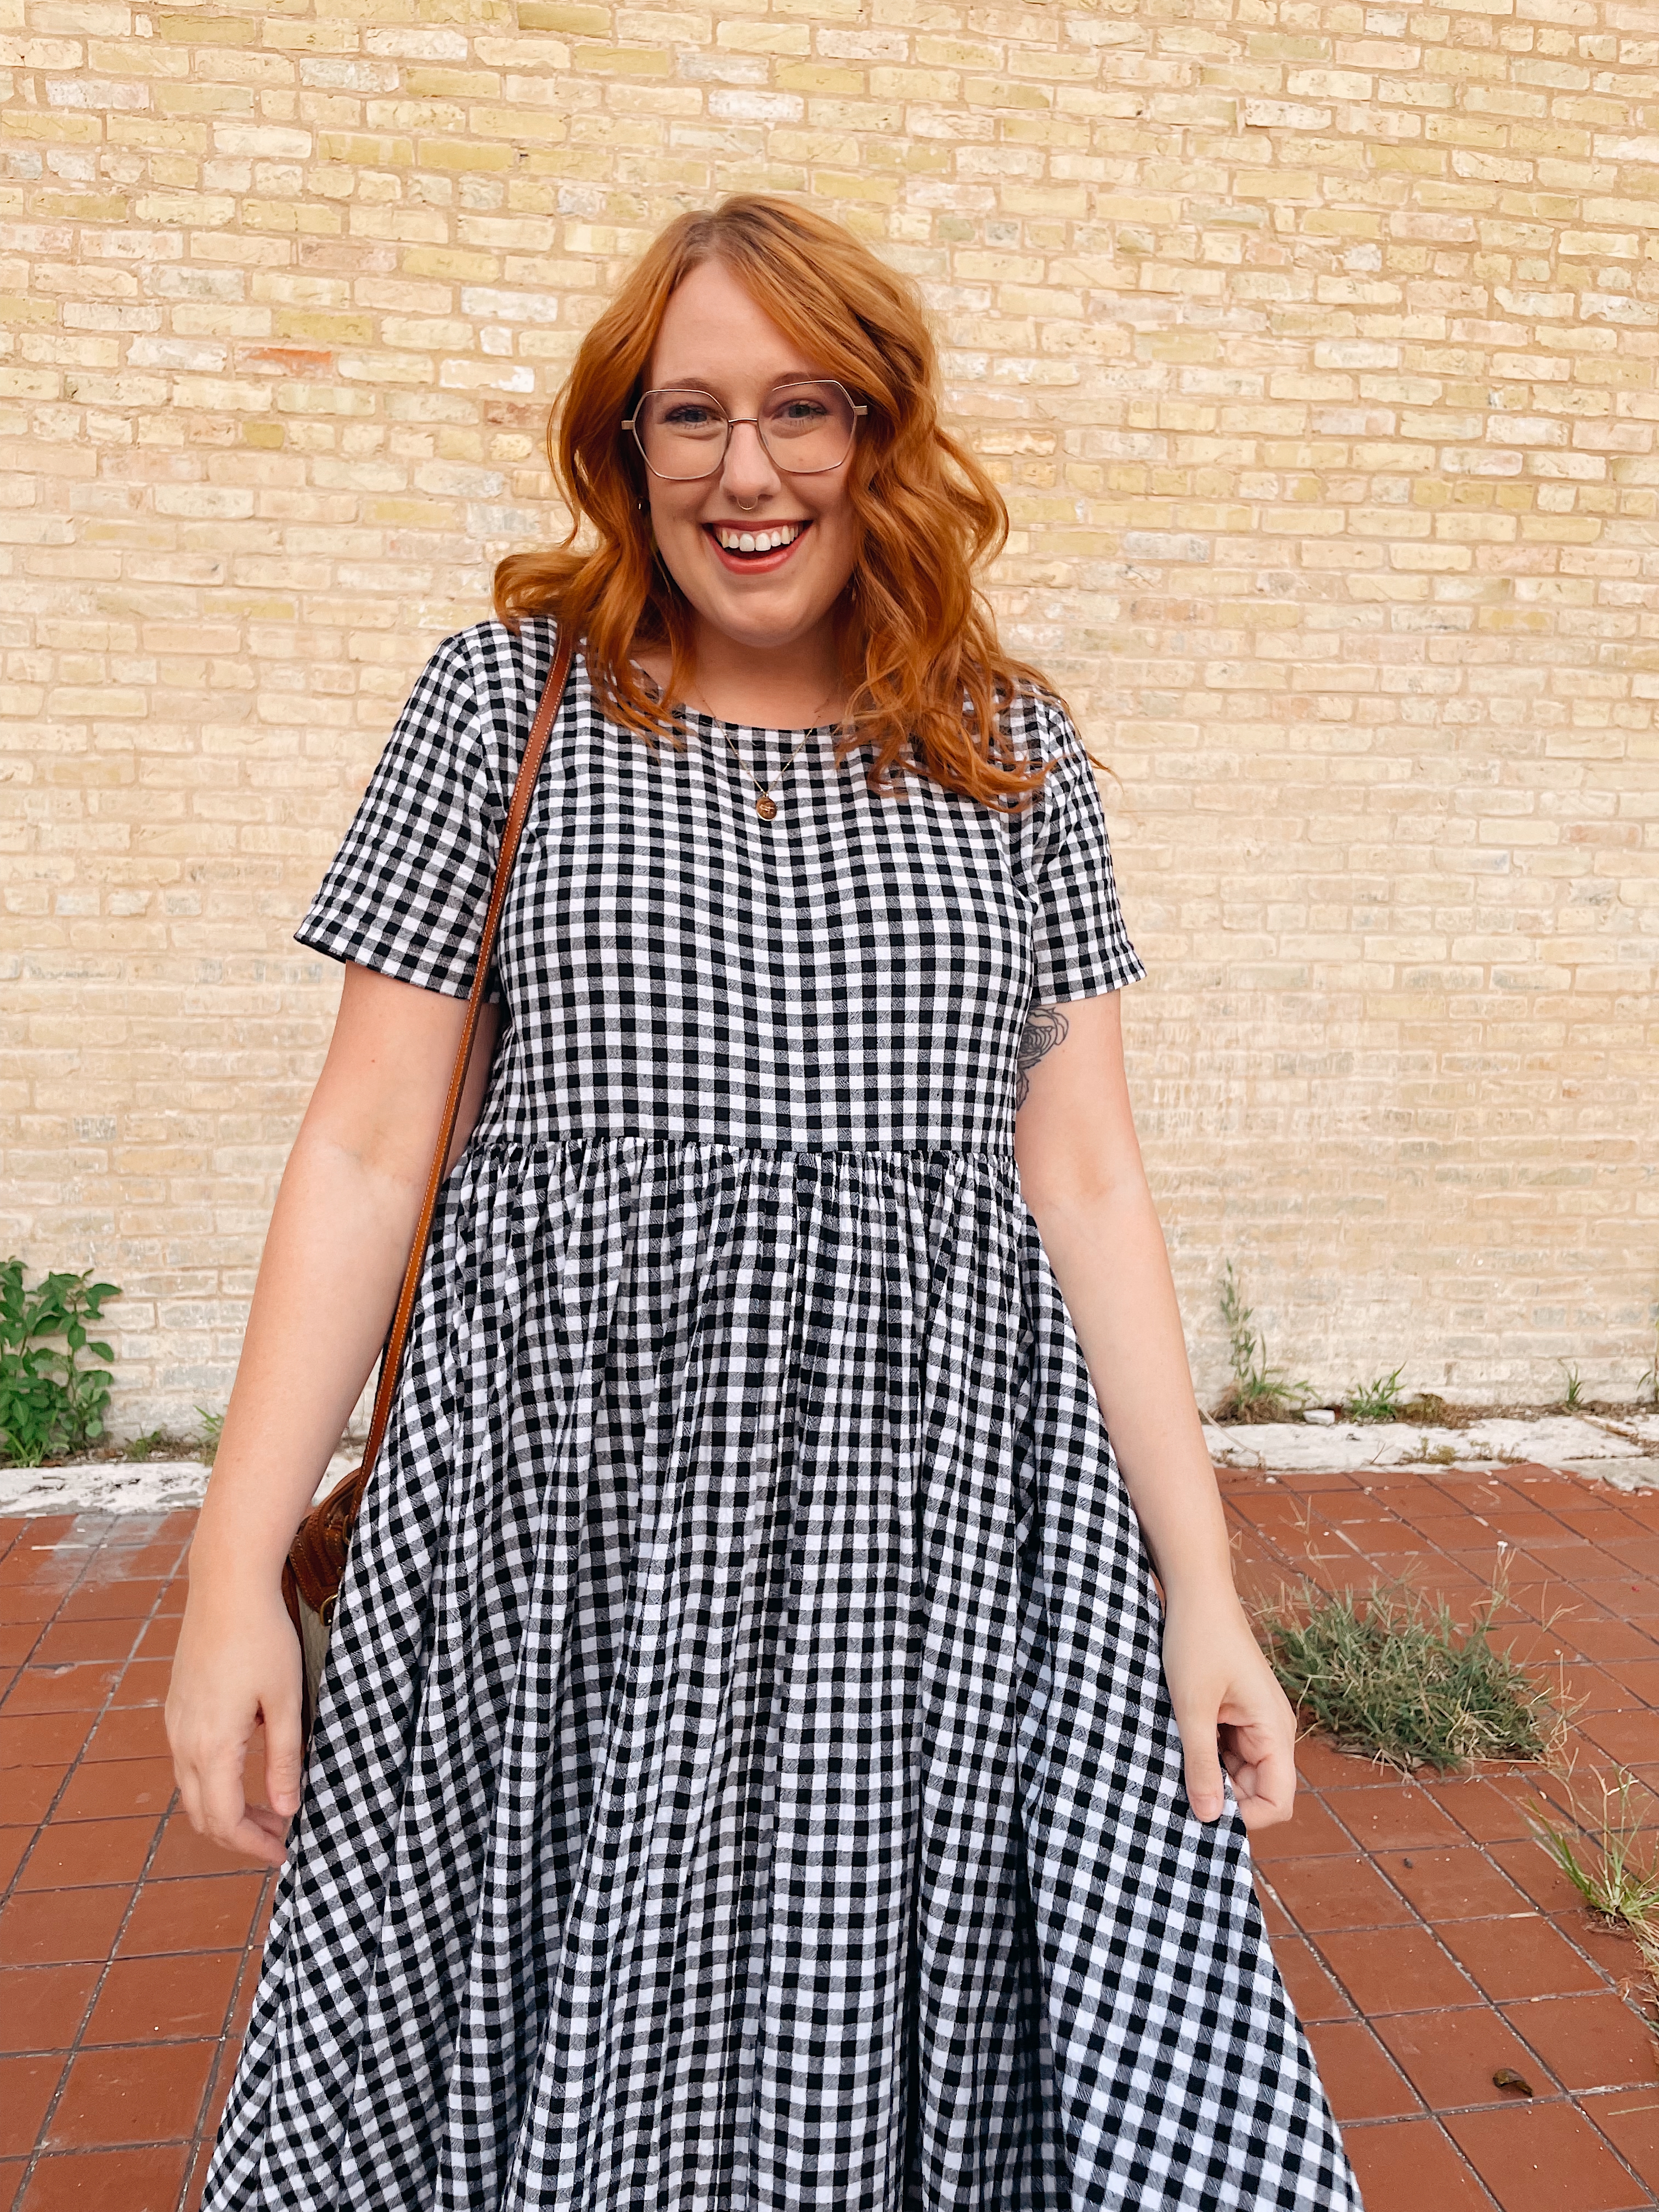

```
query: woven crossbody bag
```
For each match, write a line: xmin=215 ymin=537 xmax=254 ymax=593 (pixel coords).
xmin=281 ymin=628 xmax=575 ymax=1745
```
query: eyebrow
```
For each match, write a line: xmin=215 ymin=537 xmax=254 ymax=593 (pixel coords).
xmin=642 ymin=373 xmax=833 ymax=399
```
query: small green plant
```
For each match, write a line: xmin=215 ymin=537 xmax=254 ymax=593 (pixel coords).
xmin=1409 ymin=1440 xmax=1460 ymax=1466
xmin=1345 ymin=1367 xmax=1406 ymax=1423
xmin=1558 ymin=1361 xmax=1584 ymax=1410
xmin=123 ymin=1426 xmax=167 ymax=1463
xmin=1530 ymin=1765 xmax=1659 ymax=1938
xmin=195 ymin=1406 xmax=225 ymax=1463
xmin=1214 ymin=1260 xmax=1312 ymax=1424
xmin=1256 ymin=1573 xmax=1559 ymax=1773
xmin=0 ymin=1260 xmax=121 ymax=1468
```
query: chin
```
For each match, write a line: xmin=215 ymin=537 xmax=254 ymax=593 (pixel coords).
xmin=704 ymin=589 xmax=820 ymax=646
xmin=718 ymin=612 xmax=817 ymax=653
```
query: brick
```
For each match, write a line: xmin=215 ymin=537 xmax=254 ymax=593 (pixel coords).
xmin=2 ymin=0 xmax=1654 ymax=1432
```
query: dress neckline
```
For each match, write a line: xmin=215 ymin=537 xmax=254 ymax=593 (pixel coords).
xmin=621 ymin=654 xmax=844 ymax=741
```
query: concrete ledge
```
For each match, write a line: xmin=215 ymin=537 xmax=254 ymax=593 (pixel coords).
xmin=0 ymin=1453 xmax=363 ymax=1519
xmin=1558 ymin=1457 xmax=1659 ymax=1492
xmin=5 ymin=1415 xmax=1656 ymax=1515
xmin=1199 ymin=1412 xmax=1655 ymax=1477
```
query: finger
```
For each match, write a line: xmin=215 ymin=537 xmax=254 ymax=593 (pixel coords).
xmin=263 ymin=1699 xmax=304 ymax=1821
xmin=197 ymin=1739 xmax=254 ymax=1855
xmin=1175 ymin=1707 xmax=1227 ymax=1824
xmin=173 ymin=1753 xmax=203 ymax=1837
xmin=222 ymin=1802 xmax=291 ymax=1868
xmin=167 ymin=1715 xmax=211 ymax=1838
xmin=165 ymin=1705 xmax=194 ymax=1807
xmin=208 ymin=1795 xmax=289 ymax=1867
xmin=200 ymin=1809 xmax=287 ymax=1868
xmin=1226 ymin=1730 xmax=1298 ymax=1831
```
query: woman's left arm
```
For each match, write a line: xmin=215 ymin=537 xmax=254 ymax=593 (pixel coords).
xmin=1013 ymin=988 xmax=1298 ymax=1832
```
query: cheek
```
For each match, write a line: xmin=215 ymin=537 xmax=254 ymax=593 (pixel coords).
xmin=651 ymin=491 xmax=698 ymax=539
xmin=817 ymin=501 xmax=860 ymax=582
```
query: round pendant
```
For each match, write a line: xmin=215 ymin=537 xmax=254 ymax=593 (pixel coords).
xmin=755 ymin=794 xmax=778 ymax=820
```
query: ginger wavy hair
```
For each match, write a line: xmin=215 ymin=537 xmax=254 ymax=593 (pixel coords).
xmin=493 ymin=194 xmax=1063 ymax=812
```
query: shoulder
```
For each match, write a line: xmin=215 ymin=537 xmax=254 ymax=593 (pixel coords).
xmin=995 ymin=676 xmax=1082 ymax=766
xmin=1000 ymin=680 xmax=1094 ymax=826
xmin=392 ymin=616 xmax=574 ymax=803
xmin=423 ymin=615 xmax=565 ymax=722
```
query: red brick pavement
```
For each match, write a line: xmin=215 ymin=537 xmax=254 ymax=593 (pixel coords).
xmin=2 ymin=1459 xmax=1657 ymax=2210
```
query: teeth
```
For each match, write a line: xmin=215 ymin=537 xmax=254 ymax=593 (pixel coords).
xmin=716 ymin=523 xmax=802 ymax=553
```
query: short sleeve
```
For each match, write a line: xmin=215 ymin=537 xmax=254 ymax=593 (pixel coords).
xmin=295 ymin=635 xmax=505 ymax=1000
xmin=1029 ymin=707 xmax=1147 ymax=1003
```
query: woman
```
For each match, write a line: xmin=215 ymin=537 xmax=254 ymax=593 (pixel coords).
xmin=168 ymin=196 xmax=1360 ymax=2210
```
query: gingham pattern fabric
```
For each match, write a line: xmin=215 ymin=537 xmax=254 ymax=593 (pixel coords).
xmin=204 ymin=617 xmax=1361 ymax=2211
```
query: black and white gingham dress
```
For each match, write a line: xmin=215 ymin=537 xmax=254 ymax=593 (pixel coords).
xmin=205 ymin=618 xmax=1361 ymax=2211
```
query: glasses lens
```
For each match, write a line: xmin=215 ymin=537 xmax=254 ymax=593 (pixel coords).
xmin=759 ymin=381 xmax=856 ymax=471
xmin=637 ymin=389 xmax=729 ymax=480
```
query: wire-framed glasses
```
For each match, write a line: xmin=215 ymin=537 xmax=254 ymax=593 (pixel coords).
xmin=624 ymin=379 xmax=866 ymax=481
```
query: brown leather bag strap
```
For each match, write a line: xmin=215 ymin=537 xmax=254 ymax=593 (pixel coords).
xmin=358 ymin=624 xmax=577 ymax=1480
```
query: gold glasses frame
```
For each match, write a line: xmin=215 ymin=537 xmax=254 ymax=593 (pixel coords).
xmin=623 ymin=377 xmax=868 ymax=482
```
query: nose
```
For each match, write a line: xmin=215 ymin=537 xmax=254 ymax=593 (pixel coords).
xmin=720 ymin=417 xmax=781 ymax=509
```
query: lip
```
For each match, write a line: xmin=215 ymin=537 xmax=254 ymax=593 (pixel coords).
xmin=702 ymin=520 xmax=811 ymax=576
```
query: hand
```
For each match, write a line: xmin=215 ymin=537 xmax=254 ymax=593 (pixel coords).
xmin=165 ymin=1573 xmax=303 ymax=1868
xmin=1160 ymin=1589 xmax=1298 ymax=1832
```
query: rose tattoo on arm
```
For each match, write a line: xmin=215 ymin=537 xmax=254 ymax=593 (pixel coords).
xmin=1014 ymin=1003 xmax=1068 ymax=1110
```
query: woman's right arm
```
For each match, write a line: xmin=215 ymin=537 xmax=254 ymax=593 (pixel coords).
xmin=164 ymin=962 xmax=498 ymax=1866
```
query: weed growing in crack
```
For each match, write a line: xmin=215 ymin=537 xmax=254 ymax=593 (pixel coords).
xmin=1254 ymin=1572 xmax=1560 ymax=1774
xmin=1530 ymin=1763 xmax=1659 ymax=1935
xmin=124 ymin=1425 xmax=218 ymax=1465
xmin=1638 ymin=1299 xmax=1658 ymax=1407
xmin=1213 ymin=1261 xmax=1311 ymax=1424
xmin=1407 ymin=1440 xmax=1462 ymax=1465
xmin=1344 ymin=1368 xmax=1406 ymax=1423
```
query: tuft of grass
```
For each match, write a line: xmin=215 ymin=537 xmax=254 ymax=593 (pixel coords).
xmin=1558 ymin=1361 xmax=1585 ymax=1411
xmin=1398 ymin=1391 xmax=1489 ymax=1431
xmin=1345 ymin=1367 xmax=1406 ymax=1423
xmin=1213 ymin=1260 xmax=1312 ymax=1424
xmin=1530 ymin=1765 xmax=1659 ymax=1938
xmin=123 ymin=1425 xmax=213 ymax=1463
xmin=1406 ymin=1437 xmax=1462 ymax=1465
xmin=194 ymin=1406 xmax=225 ymax=1463
xmin=1256 ymin=1575 xmax=1559 ymax=1774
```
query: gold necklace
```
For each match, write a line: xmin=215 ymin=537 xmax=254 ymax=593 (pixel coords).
xmin=697 ymin=683 xmax=842 ymax=821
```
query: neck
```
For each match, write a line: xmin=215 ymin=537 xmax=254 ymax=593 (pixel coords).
xmin=679 ymin=613 xmax=845 ymax=729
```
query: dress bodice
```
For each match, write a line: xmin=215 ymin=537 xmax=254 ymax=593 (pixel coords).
xmin=296 ymin=619 xmax=1143 ymax=1154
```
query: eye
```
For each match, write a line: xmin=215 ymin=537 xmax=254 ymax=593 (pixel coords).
xmin=767 ymin=395 xmax=830 ymax=426
xmin=659 ymin=400 xmax=722 ymax=431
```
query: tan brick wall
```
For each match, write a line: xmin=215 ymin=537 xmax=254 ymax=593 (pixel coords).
xmin=3 ymin=0 xmax=1656 ymax=1432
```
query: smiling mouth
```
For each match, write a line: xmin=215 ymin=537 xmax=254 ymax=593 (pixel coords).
xmin=704 ymin=520 xmax=809 ymax=562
